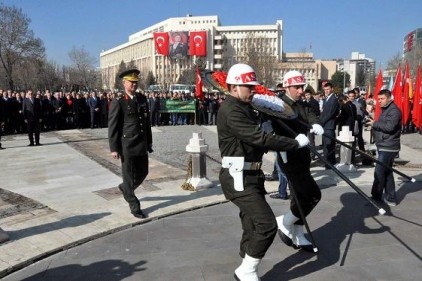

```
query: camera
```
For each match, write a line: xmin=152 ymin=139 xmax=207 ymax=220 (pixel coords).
xmin=363 ymin=115 xmax=373 ymax=126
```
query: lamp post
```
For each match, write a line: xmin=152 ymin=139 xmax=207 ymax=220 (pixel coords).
xmin=340 ymin=64 xmax=346 ymax=94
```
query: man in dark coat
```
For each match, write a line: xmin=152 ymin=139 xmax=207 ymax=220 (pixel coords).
xmin=87 ymin=92 xmax=100 ymax=129
xmin=108 ymin=69 xmax=153 ymax=219
xmin=22 ymin=90 xmax=43 ymax=146
xmin=319 ymin=82 xmax=340 ymax=168
xmin=366 ymin=89 xmax=402 ymax=206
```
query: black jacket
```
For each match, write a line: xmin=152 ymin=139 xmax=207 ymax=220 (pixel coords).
xmin=372 ymin=101 xmax=401 ymax=152
xmin=22 ymin=98 xmax=43 ymax=122
xmin=108 ymin=93 xmax=152 ymax=157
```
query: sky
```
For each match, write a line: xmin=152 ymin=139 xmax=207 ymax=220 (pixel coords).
xmin=2 ymin=0 xmax=421 ymax=69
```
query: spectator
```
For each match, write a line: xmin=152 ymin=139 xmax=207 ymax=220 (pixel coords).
xmin=22 ymin=90 xmax=43 ymax=146
xmin=319 ymin=82 xmax=340 ymax=169
xmin=366 ymin=89 xmax=402 ymax=206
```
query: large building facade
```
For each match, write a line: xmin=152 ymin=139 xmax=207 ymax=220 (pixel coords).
xmin=100 ymin=15 xmax=334 ymax=91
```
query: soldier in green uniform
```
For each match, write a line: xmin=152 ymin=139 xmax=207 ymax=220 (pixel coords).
xmin=108 ymin=69 xmax=153 ymax=219
xmin=271 ymin=70 xmax=324 ymax=252
xmin=217 ymin=64 xmax=310 ymax=281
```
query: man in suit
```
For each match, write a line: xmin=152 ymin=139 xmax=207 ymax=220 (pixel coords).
xmin=169 ymin=33 xmax=188 ymax=59
xmin=319 ymin=82 xmax=340 ymax=168
xmin=87 ymin=91 xmax=100 ymax=129
xmin=108 ymin=69 xmax=153 ymax=219
xmin=22 ymin=90 xmax=43 ymax=146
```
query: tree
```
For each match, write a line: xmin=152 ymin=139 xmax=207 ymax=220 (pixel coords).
xmin=68 ymin=46 xmax=97 ymax=90
xmin=241 ymin=32 xmax=277 ymax=88
xmin=386 ymin=52 xmax=402 ymax=72
xmin=0 ymin=4 xmax=45 ymax=89
xmin=144 ymin=71 xmax=156 ymax=89
xmin=331 ymin=70 xmax=350 ymax=94
xmin=114 ymin=60 xmax=127 ymax=90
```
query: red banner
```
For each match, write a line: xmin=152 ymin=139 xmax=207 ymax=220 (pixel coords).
xmin=195 ymin=67 xmax=204 ymax=100
xmin=189 ymin=31 xmax=207 ymax=56
xmin=412 ymin=65 xmax=422 ymax=130
xmin=402 ymin=62 xmax=411 ymax=126
xmin=392 ymin=65 xmax=403 ymax=116
xmin=153 ymin=32 xmax=169 ymax=55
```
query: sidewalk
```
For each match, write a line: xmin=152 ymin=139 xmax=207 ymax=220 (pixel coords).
xmin=0 ymin=127 xmax=421 ymax=279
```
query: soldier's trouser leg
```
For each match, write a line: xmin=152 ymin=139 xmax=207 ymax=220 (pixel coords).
xmin=284 ymin=168 xmax=321 ymax=225
xmin=120 ymin=155 xmax=149 ymax=213
xmin=232 ymin=192 xmax=277 ymax=259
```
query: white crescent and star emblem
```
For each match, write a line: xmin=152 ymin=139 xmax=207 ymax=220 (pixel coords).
xmin=156 ymin=36 xmax=165 ymax=47
xmin=194 ymin=35 xmax=203 ymax=47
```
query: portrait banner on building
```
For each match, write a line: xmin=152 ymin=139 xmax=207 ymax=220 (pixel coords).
xmin=189 ymin=31 xmax=207 ymax=56
xmin=153 ymin=32 xmax=169 ymax=55
xmin=169 ymin=31 xmax=189 ymax=59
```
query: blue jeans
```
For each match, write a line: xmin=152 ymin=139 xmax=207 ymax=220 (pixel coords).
xmin=371 ymin=150 xmax=397 ymax=201
xmin=275 ymin=152 xmax=288 ymax=198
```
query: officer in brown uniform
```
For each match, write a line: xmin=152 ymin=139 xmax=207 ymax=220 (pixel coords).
xmin=108 ymin=69 xmax=153 ymax=219
xmin=217 ymin=64 xmax=310 ymax=280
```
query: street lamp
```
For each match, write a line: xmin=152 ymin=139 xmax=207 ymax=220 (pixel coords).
xmin=340 ymin=64 xmax=346 ymax=93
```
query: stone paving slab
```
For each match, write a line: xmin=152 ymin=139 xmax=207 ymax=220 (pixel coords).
xmin=0 ymin=126 xmax=421 ymax=279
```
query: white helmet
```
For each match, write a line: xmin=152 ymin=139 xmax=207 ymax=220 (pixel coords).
xmin=283 ymin=70 xmax=306 ymax=87
xmin=226 ymin=63 xmax=260 ymax=86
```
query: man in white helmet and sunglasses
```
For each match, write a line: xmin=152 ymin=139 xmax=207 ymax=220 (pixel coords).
xmin=217 ymin=64 xmax=310 ymax=281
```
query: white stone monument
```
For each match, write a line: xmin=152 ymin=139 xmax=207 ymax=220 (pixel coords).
xmin=185 ymin=132 xmax=214 ymax=190
xmin=335 ymin=126 xmax=357 ymax=172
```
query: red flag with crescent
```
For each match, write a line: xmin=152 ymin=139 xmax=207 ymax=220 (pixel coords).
xmin=153 ymin=32 xmax=169 ymax=55
xmin=412 ymin=65 xmax=422 ymax=130
xmin=195 ymin=67 xmax=204 ymax=100
xmin=189 ymin=31 xmax=207 ymax=56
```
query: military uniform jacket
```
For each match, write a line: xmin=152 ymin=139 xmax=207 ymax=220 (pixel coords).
xmin=269 ymin=94 xmax=321 ymax=171
xmin=108 ymin=93 xmax=152 ymax=157
xmin=217 ymin=95 xmax=299 ymax=162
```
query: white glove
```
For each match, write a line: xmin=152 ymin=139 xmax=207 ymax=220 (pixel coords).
xmin=295 ymin=134 xmax=309 ymax=148
xmin=310 ymin=124 xmax=324 ymax=135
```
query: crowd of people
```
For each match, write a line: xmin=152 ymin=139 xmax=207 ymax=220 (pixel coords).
xmin=0 ymin=89 xmax=226 ymax=135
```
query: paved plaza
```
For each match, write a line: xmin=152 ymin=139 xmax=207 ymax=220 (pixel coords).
xmin=0 ymin=126 xmax=421 ymax=280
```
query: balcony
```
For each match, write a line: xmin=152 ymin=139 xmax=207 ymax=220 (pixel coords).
xmin=214 ymin=54 xmax=222 ymax=59
xmin=214 ymin=35 xmax=222 ymax=40
xmin=214 ymin=45 xmax=222 ymax=50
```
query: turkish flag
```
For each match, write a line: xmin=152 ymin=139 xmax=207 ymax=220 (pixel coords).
xmin=412 ymin=65 xmax=422 ymax=130
xmin=402 ymin=62 xmax=411 ymax=126
xmin=195 ymin=67 xmax=204 ymax=100
xmin=189 ymin=31 xmax=207 ymax=56
xmin=153 ymin=32 xmax=169 ymax=55
xmin=373 ymin=69 xmax=384 ymax=121
xmin=392 ymin=65 xmax=403 ymax=120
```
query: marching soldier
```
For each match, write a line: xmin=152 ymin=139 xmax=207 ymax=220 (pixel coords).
xmin=108 ymin=69 xmax=153 ymax=219
xmin=217 ymin=64 xmax=310 ymax=280
xmin=271 ymin=70 xmax=324 ymax=252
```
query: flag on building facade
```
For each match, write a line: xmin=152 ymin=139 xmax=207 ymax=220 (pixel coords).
xmin=391 ymin=65 xmax=403 ymax=116
xmin=373 ymin=69 xmax=383 ymax=121
xmin=195 ymin=67 xmax=204 ymax=100
xmin=402 ymin=62 xmax=412 ymax=126
xmin=153 ymin=32 xmax=169 ymax=55
xmin=412 ymin=65 xmax=422 ymax=130
xmin=189 ymin=31 xmax=207 ymax=56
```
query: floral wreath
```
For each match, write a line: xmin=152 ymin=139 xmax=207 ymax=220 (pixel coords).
xmin=209 ymin=71 xmax=295 ymax=120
